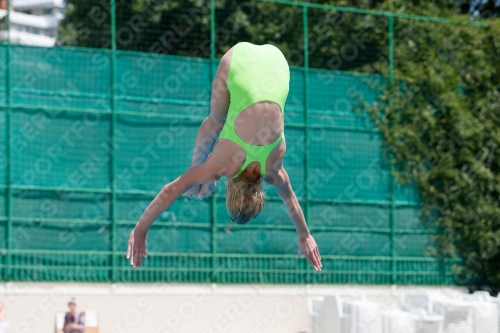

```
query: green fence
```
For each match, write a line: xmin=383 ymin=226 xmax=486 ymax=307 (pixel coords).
xmin=0 ymin=0 xmax=480 ymax=284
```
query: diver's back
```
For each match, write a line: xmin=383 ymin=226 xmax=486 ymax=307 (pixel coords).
xmin=224 ymin=42 xmax=290 ymax=146
xmin=227 ymin=42 xmax=290 ymax=112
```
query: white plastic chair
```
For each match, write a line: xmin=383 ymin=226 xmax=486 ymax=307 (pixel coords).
xmin=312 ymin=295 xmax=347 ymax=333
xmin=440 ymin=288 xmax=461 ymax=300
xmin=341 ymin=294 xmax=368 ymax=333
xmin=495 ymin=294 xmax=500 ymax=332
xmin=346 ymin=300 xmax=382 ymax=333
xmin=342 ymin=294 xmax=367 ymax=317
xmin=382 ymin=307 xmax=415 ymax=333
xmin=401 ymin=289 xmax=435 ymax=314
xmin=307 ymin=296 xmax=325 ymax=333
xmin=432 ymin=299 xmax=473 ymax=333
xmin=410 ymin=309 xmax=444 ymax=333
xmin=470 ymin=300 xmax=498 ymax=333
xmin=461 ymin=291 xmax=498 ymax=333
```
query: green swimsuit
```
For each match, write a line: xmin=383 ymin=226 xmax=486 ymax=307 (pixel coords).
xmin=219 ymin=42 xmax=290 ymax=178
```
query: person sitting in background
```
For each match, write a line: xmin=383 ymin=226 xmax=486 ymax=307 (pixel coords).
xmin=0 ymin=299 xmax=9 ymax=333
xmin=63 ymin=298 xmax=85 ymax=333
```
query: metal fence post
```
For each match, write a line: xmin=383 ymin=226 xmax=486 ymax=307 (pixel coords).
xmin=388 ymin=15 xmax=396 ymax=284
xmin=211 ymin=196 xmax=217 ymax=282
xmin=210 ymin=0 xmax=218 ymax=283
xmin=110 ymin=0 xmax=118 ymax=282
xmin=5 ymin=0 xmax=12 ymax=281
xmin=303 ymin=5 xmax=311 ymax=283
xmin=210 ymin=0 xmax=216 ymax=78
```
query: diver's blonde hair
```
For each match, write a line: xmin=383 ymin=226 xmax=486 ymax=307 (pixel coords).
xmin=226 ymin=176 xmax=265 ymax=225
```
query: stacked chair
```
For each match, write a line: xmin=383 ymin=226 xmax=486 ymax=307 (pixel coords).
xmin=380 ymin=306 xmax=415 ymax=333
xmin=347 ymin=298 xmax=383 ymax=333
xmin=409 ymin=308 xmax=444 ymax=333
xmin=308 ymin=296 xmax=326 ymax=333
xmin=308 ymin=295 xmax=350 ymax=333
xmin=308 ymin=289 xmax=500 ymax=333
xmin=462 ymin=291 xmax=498 ymax=333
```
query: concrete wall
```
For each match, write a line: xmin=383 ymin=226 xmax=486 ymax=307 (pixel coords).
xmin=0 ymin=283 xmax=466 ymax=333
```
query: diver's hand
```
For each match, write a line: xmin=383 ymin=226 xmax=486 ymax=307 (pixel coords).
xmin=185 ymin=184 xmax=201 ymax=199
xmin=185 ymin=182 xmax=216 ymax=200
xmin=185 ymin=154 xmax=216 ymax=200
xmin=126 ymin=227 xmax=147 ymax=268
xmin=199 ymin=181 xmax=216 ymax=199
xmin=297 ymin=234 xmax=322 ymax=271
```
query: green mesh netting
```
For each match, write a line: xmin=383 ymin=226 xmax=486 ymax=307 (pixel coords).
xmin=0 ymin=0 xmax=461 ymax=285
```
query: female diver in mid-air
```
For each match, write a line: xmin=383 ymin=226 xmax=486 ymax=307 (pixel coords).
xmin=126 ymin=42 xmax=322 ymax=271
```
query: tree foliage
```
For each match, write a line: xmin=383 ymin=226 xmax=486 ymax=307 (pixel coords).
xmin=358 ymin=19 xmax=500 ymax=286
xmin=58 ymin=1 xmax=499 ymax=70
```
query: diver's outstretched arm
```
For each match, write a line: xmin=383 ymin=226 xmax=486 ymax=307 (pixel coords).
xmin=126 ymin=161 xmax=225 ymax=268
xmin=273 ymin=167 xmax=322 ymax=271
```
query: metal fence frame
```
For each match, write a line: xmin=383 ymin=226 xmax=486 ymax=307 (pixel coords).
xmin=1 ymin=0 xmax=483 ymax=283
